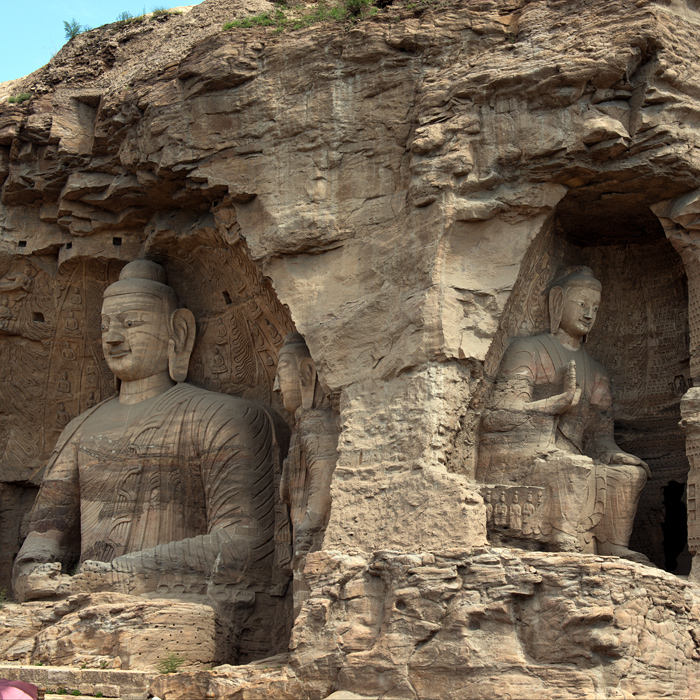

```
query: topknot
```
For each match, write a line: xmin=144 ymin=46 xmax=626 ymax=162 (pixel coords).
xmin=119 ymin=260 xmax=168 ymax=285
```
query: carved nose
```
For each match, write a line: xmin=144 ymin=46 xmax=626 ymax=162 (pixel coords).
xmin=104 ymin=329 xmax=124 ymax=345
xmin=273 ymin=375 xmax=280 ymax=392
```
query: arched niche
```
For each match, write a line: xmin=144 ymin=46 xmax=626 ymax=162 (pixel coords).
xmin=483 ymin=190 xmax=690 ymax=572
xmin=0 ymin=208 xmax=300 ymax=658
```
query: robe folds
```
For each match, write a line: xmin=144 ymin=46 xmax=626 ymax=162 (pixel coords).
xmin=16 ymin=383 xmax=278 ymax=591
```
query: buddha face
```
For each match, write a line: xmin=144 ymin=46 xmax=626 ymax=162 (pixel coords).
xmin=275 ymin=350 xmax=303 ymax=413
xmin=559 ymin=285 xmax=600 ymax=340
xmin=101 ymin=292 xmax=170 ymax=382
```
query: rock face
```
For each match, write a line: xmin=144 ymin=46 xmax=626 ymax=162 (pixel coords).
xmin=149 ymin=549 xmax=700 ymax=700
xmin=1 ymin=0 xmax=700 ymax=695
xmin=0 ymin=593 xmax=216 ymax=671
xmin=291 ymin=550 xmax=700 ymax=700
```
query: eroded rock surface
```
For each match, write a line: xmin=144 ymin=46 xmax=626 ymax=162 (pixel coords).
xmin=147 ymin=549 xmax=700 ymax=699
xmin=1 ymin=0 xmax=700 ymax=695
xmin=292 ymin=550 xmax=700 ymax=699
xmin=0 ymin=592 xmax=216 ymax=671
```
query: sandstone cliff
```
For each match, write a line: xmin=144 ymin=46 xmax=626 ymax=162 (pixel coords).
xmin=2 ymin=0 xmax=700 ymax=696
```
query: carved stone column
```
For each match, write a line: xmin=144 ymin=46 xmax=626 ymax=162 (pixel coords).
xmin=680 ymin=388 xmax=700 ymax=581
xmin=652 ymin=191 xmax=700 ymax=581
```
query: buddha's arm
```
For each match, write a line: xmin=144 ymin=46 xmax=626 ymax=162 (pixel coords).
xmin=13 ymin=440 xmax=81 ymax=596
xmin=586 ymin=375 xmax=649 ymax=473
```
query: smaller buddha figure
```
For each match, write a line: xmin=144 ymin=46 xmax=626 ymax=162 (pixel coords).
xmin=57 ymin=371 xmax=71 ymax=394
xmin=478 ymin=266 xmax=649 ymax=559
xmin=275 ymin=332 xmax=339 ymax=614
xmin=494 ymin=493 xmax=508 ymax=527
xmin=193 ymin=356 xmax=205 ymax=384
xmin=64 ymin=311 xmax=79 ymax=332
xmin=509 ymin=494 xmax=522 ymax=531
xmin=484 ymin=493 xmax=494 ymax=524
xmin=56 ymin=403 xmax=70 ymax=430
xmin=85 ymin=362 xmax=97 ymax=388
xmin=522 ymin=492 xmax=536 ymax=535
xmin=211 ymin=346 xmax=228 ymax=374
xmin=215 ymin=319 xmax=228 ymax=345
xmin=85 ymin=391 xmax=97 ymax=409
xmin=69 ymin=286 xmax=82 ymax=306
xmin=61 ymin=342 xmax=77 ymax=363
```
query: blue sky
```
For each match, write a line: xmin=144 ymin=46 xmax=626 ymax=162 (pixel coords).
xmin=0 ymin=1 xmax=202 ymax=84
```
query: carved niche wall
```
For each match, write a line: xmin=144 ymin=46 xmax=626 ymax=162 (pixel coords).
xmin=144 ymin=207 xmax=296 ymax=412
xmin=0 ymin=256 xmax=119 ymax=592
xmin=479 ymin=193 xmax=690 ymax=572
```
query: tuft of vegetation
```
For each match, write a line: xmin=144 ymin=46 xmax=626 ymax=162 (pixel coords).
xmin=223 ymin=0 xmax=380 ymax=32
xmin=151 ymin=6 xmax=183 ymax=16
xmin=55 ymin=689 xmax=67 ymax=696
xmin=116 ymin=9 xmax=149 ymax=25
xmin=224 ymin=10 xmax=284 ymax=29
xmin=95 ymin=693 xmax=104 ymax=698
xmin=71 ymin=691 xmax=81 ymax=697
xmin=63 ymin=19 xmax=83 ymax=39
xmin=158 ymin=653 xmax=185 ymax=674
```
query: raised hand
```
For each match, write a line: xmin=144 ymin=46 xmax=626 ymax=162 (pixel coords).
xmin=526 ymin=360 xmax=581 ymax=415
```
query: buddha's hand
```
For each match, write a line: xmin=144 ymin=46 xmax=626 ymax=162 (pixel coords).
xmin=599 ymin=450 xmax=651 ymax=477
xmin=16 ymin=562 xmax=73 ymax=601
xmin=528 ymin=360 xmax=581 ymax=415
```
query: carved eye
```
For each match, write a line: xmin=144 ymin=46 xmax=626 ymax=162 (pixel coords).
xmin=101 ymin=324 xmax=108 ymax=332
xmin=125 ymin=319 xmax=133 ymax=328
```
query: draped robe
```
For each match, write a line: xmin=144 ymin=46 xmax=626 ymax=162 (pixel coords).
xmin=478 ymin=334 xmax=647 ymax=546
xmin=15 ymin=383 xmax=278 ymax=594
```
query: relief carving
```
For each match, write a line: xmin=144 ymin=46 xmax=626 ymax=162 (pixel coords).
xmin=680 ymin=388 xmax=700 ymax=582
xmin=0 ymin=258 xmax=116 ymax=487
xmin=275 ymin=332 xmax=339 ymax=615
xmin=478 ymin=267 xmax=650 ymax=560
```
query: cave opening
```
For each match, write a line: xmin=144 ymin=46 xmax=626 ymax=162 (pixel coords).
xmin=555 ymin=190 xmax=691 ymax=573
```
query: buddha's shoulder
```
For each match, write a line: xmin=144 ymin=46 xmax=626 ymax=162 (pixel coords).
xmin=503 ymin=334 xmax=550 ymax=356
xmin=172 ymin=383 xmax=269 ymax=415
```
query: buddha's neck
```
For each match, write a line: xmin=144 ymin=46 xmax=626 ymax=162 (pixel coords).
xmin=119 ymin=371 xmax=175 ymax=405
xmin=555 ymin=329 xmax=583 ymax=351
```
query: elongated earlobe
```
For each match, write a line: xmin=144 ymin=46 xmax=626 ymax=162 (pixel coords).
xmin=299 ymin=357 xmax=317 ymax=410
xmin=168 ymin=308 xmax=196 ymax=382
xmin=549 ymin=286 xmax=564 ymax=335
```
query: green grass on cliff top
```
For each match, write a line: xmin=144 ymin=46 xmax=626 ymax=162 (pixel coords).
xmin=224 ymin=0 xmax=436 ymax=32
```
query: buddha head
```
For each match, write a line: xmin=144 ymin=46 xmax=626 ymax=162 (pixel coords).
xmin=101 ymin=260 xmax=195 ymax=383
xmin=274 ymin=332 xmax=317 ymax=413
xmin=549 ymin=266 xmax=602 ymax=340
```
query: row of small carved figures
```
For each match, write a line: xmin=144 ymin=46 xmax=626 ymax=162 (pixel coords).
xmin=484 ymin=491 xmax=543 ymax=534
